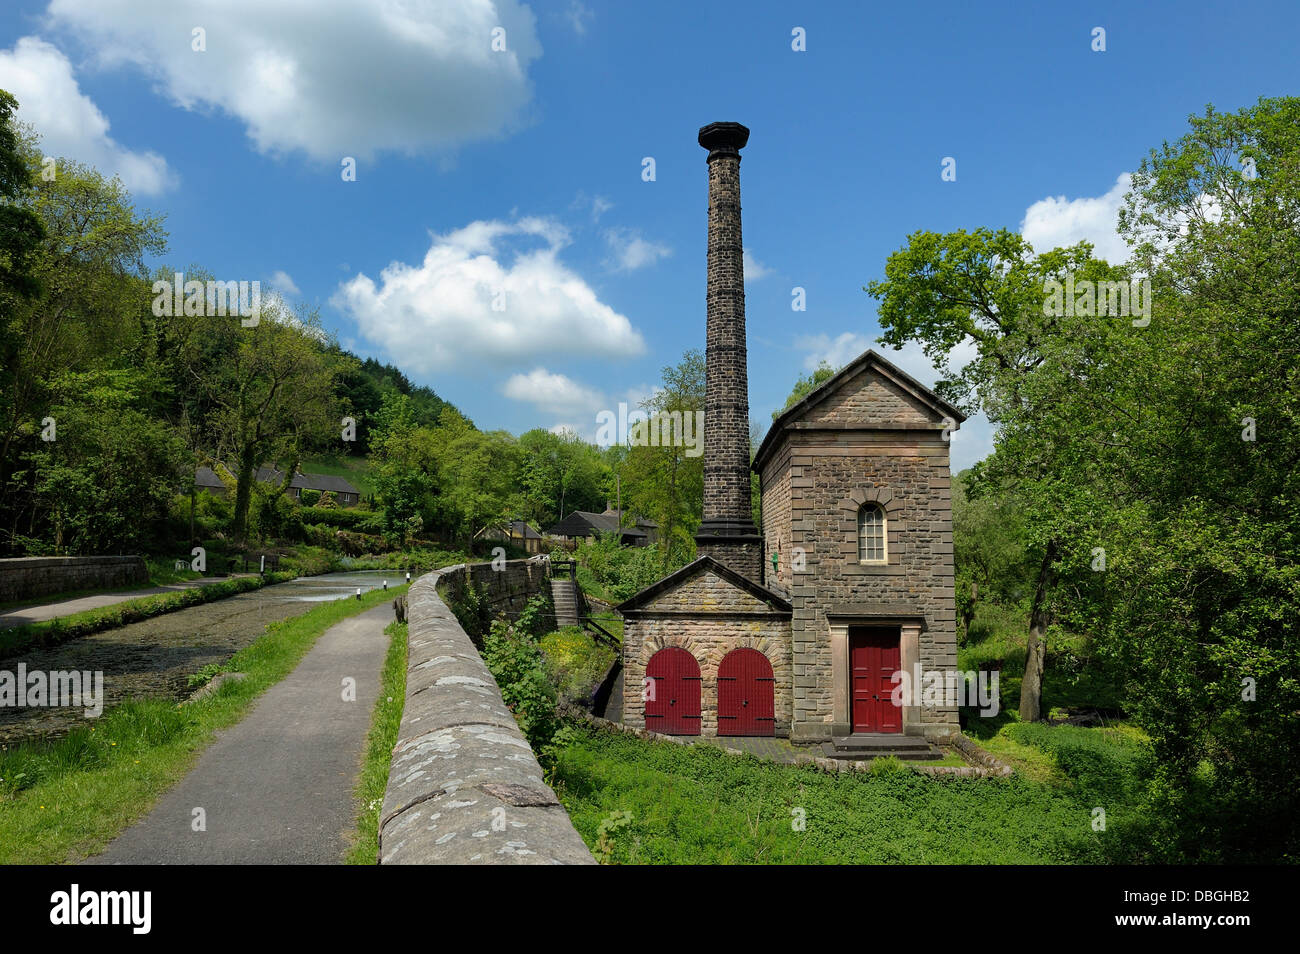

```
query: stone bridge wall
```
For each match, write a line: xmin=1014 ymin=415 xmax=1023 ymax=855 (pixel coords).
xmin=379 ymin=561 xmax=595 ymax=864
xmin=436 ymin=556 xmax=552 ymax=622
xmin=0 ymin=556 xmax=148 ymax=603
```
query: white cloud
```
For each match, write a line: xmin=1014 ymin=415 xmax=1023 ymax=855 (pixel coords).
xmin=504 ymin=367 xmax=603 ymax=417
xmin=269 ymin=270 xmax=300 ymax=296
xmin=45 ymin=0 xmax=543 ymax=161
xmin=604 ymin=227 xmax=671 ymax=271
xmin=743 ymin=247 xmax=770 ymax=282
xmin=794 ymin=331 xmax=872 ymax=371
xmin=336 ymin=216 xmax=645 ymax=372
xmin=1020 ymin=173 xmax=1131 ymax=263
xmin=503 ymin=369 xmax=651 ymax=445
xmin=0 ymin=36 xmax=174 ymax=194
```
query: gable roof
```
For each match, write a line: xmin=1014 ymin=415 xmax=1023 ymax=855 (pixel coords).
xmin=616 ymin=555 xmax=792 ymax=615
xmin=477 ymin=519 xmax=543 ymax=540
xmin=195 ymin=465 xmax=360 ymax=497
xmin=753 ymin=348 xmax=968 ymax=471
xmin=547 ymin=510 xmax=648 ymax=539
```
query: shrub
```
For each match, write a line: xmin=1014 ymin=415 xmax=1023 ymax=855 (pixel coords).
xmin=482 ymin=618 xmax=558 ymax=751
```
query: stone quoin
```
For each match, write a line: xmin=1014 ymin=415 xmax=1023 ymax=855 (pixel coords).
xmin=617 ymin=122 xmax=964 ymax=744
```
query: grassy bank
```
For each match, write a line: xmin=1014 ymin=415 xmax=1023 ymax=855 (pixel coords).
xmin=0 ymin=583 xmax=408 ymax=864
xmin=551 ymin=724 xmax=1139 ymax=864
xmin=345 ymin=619 xmax=409 ymax=865
xmin=0 ymin=571 xmax=297 ymax=660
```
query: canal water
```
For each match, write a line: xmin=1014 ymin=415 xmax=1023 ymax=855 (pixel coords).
xmin=0 ymin=571 xmax=399 ymax=744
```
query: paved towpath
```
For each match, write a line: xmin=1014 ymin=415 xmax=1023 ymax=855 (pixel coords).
xmin=94 ymin=602 xmax=392 ymax=864
xmin=0 ymin=576 xmax=254 ymax=628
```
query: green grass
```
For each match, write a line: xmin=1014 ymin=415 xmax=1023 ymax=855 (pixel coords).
xmin=0 ymin=583 xmax=409 ymax=864
xmin=0 ymin=572 xmax=297 ymax=660
xmin=345 ymin=619 xmax=408 ymax=865
xmin=551 ymin=724 xmax=1118 ymax=864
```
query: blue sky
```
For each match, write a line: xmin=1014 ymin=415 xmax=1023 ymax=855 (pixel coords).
xmin=2 ymin=0 xmax=1296 ymax=469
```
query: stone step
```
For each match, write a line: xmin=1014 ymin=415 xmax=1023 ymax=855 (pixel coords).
xmin=822 ymin=735 xmax=942 ymax=761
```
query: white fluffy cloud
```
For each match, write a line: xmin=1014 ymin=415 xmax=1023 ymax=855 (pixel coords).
xmin=504 ymin=367 xmax=604 ymax=417
xmin=45 ymin=0 xmax=543 ymax=161
xmin=743 ymin=248 xmax=770 ymax=282
xmin=504 ymin=367 xmax=652 ymax=444
xmin=336 ymin=216 xmax=645 ymax=372
xmin=1021 ymin=173 xmax=1132 ymax=263
xmin=0 ymin=36 xmax=174 ymax=194
xmin=269 ymin=270 xmax=300 ymax=296
xmin=604 ymin=227 xmax=671 ymax=271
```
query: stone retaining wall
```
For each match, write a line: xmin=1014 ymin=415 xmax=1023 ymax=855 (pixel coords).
xmin=0 ymin=556 xmax=148 ymax=603
xmin=436 ymin=557 xmax=552 ymax=622
xmin=379 ymin=563 xmax=595 ymax=864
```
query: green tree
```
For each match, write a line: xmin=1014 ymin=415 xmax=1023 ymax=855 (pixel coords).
xmin=181 ymin=298 xmax=344 ymax=541
xmin=773 ymin=361 xmax=836 ymax=420
xmin=622 ymin=349 xmax=705 ymax=568
xmin=867 ymin=227 xmax=1129 ymax=721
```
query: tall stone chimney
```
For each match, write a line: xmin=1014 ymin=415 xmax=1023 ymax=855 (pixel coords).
xmin=694 ymin=121 xmax=763 ymax=581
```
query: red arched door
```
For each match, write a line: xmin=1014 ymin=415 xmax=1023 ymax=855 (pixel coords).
xmin=645 ymin=648 xmax=701 ymax=735
xmin=717 ymin=648 xmax=776 ymax=737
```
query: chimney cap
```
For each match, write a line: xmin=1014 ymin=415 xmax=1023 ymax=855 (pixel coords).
xmin=698 ymin=121 xmax=749 ymax=155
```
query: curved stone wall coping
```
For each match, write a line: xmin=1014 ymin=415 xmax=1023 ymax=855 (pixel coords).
xmin=379 ymin=563 xmax=595 ymax=865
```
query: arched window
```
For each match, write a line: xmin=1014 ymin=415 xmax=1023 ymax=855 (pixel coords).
xmin=858 ymin=504 xmax=887 ymax=563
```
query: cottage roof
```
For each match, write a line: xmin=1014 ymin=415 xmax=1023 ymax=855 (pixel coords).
xmin=547 ymin=510 xmax=648 ymax=539
xmin=194 ymin=465 xmax=360 ymax=497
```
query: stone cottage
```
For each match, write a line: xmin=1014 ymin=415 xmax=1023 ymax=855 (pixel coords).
xmin=617 ymin=122 xmax=964 ymax=748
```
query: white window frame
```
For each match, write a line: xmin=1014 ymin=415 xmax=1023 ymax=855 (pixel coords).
xmin=858 ymin=504 xmax=887 ymax=564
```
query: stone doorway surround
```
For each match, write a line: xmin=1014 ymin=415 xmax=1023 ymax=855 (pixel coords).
xmin=827 ymin=608 xmax=925 ymax=738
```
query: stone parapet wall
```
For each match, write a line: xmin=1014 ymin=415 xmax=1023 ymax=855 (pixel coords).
xmin=379 ymin=564 xmax=595 ymax=865
xmin=0 ymin=556 xmax=148 ymax=603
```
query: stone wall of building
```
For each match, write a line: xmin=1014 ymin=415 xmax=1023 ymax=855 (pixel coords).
xmin=784 ymin=429 xmax=959 ymax=739
xmin=0 ymin=556 xmax=148 ymax=603
xmin=621 ymin=566 xmax=792 ymax=736
xmin=758 ymin=441 xmax=793 ymax=594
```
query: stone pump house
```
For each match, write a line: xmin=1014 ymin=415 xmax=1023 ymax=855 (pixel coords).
xmin=617 ymin=122 xmax=965 ymax=746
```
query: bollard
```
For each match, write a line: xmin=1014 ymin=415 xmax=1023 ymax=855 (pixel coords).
xmin=383 ymin=580 xmax=388 ymax=590
xmin=356 ymin=587 xmax=361 ymax=600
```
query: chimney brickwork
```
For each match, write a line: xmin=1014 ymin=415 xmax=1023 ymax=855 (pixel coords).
xmin=695 ymin=121 xmax=763 ymax=581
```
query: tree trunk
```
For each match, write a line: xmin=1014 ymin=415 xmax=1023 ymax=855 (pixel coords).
xmin=1019 ymin=539 xmax=1058 ymax=722
xmin=231 ymin=448 xmax=257 ymax=542
xmin=960 ymin=580 xmax=978 ymax=641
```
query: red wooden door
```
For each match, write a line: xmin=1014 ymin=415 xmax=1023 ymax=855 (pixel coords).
xmin=850 ymin=628 xmax=902 ymax=733
xmin=645 ymin=648 xmax=701 ymax=735
xmin=717 ymin=648 xmax=776 ymax=736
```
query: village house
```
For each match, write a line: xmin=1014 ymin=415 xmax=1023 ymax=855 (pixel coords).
xmin=475 ymin=519 xmax=545 ymax=554
xmin=617 ymin=123 xmax=962 ymax=755
xmin=194 ymin=465 xmax=362 ymax=508
xmin=547 ymin=507 xmax=659 ymax=548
